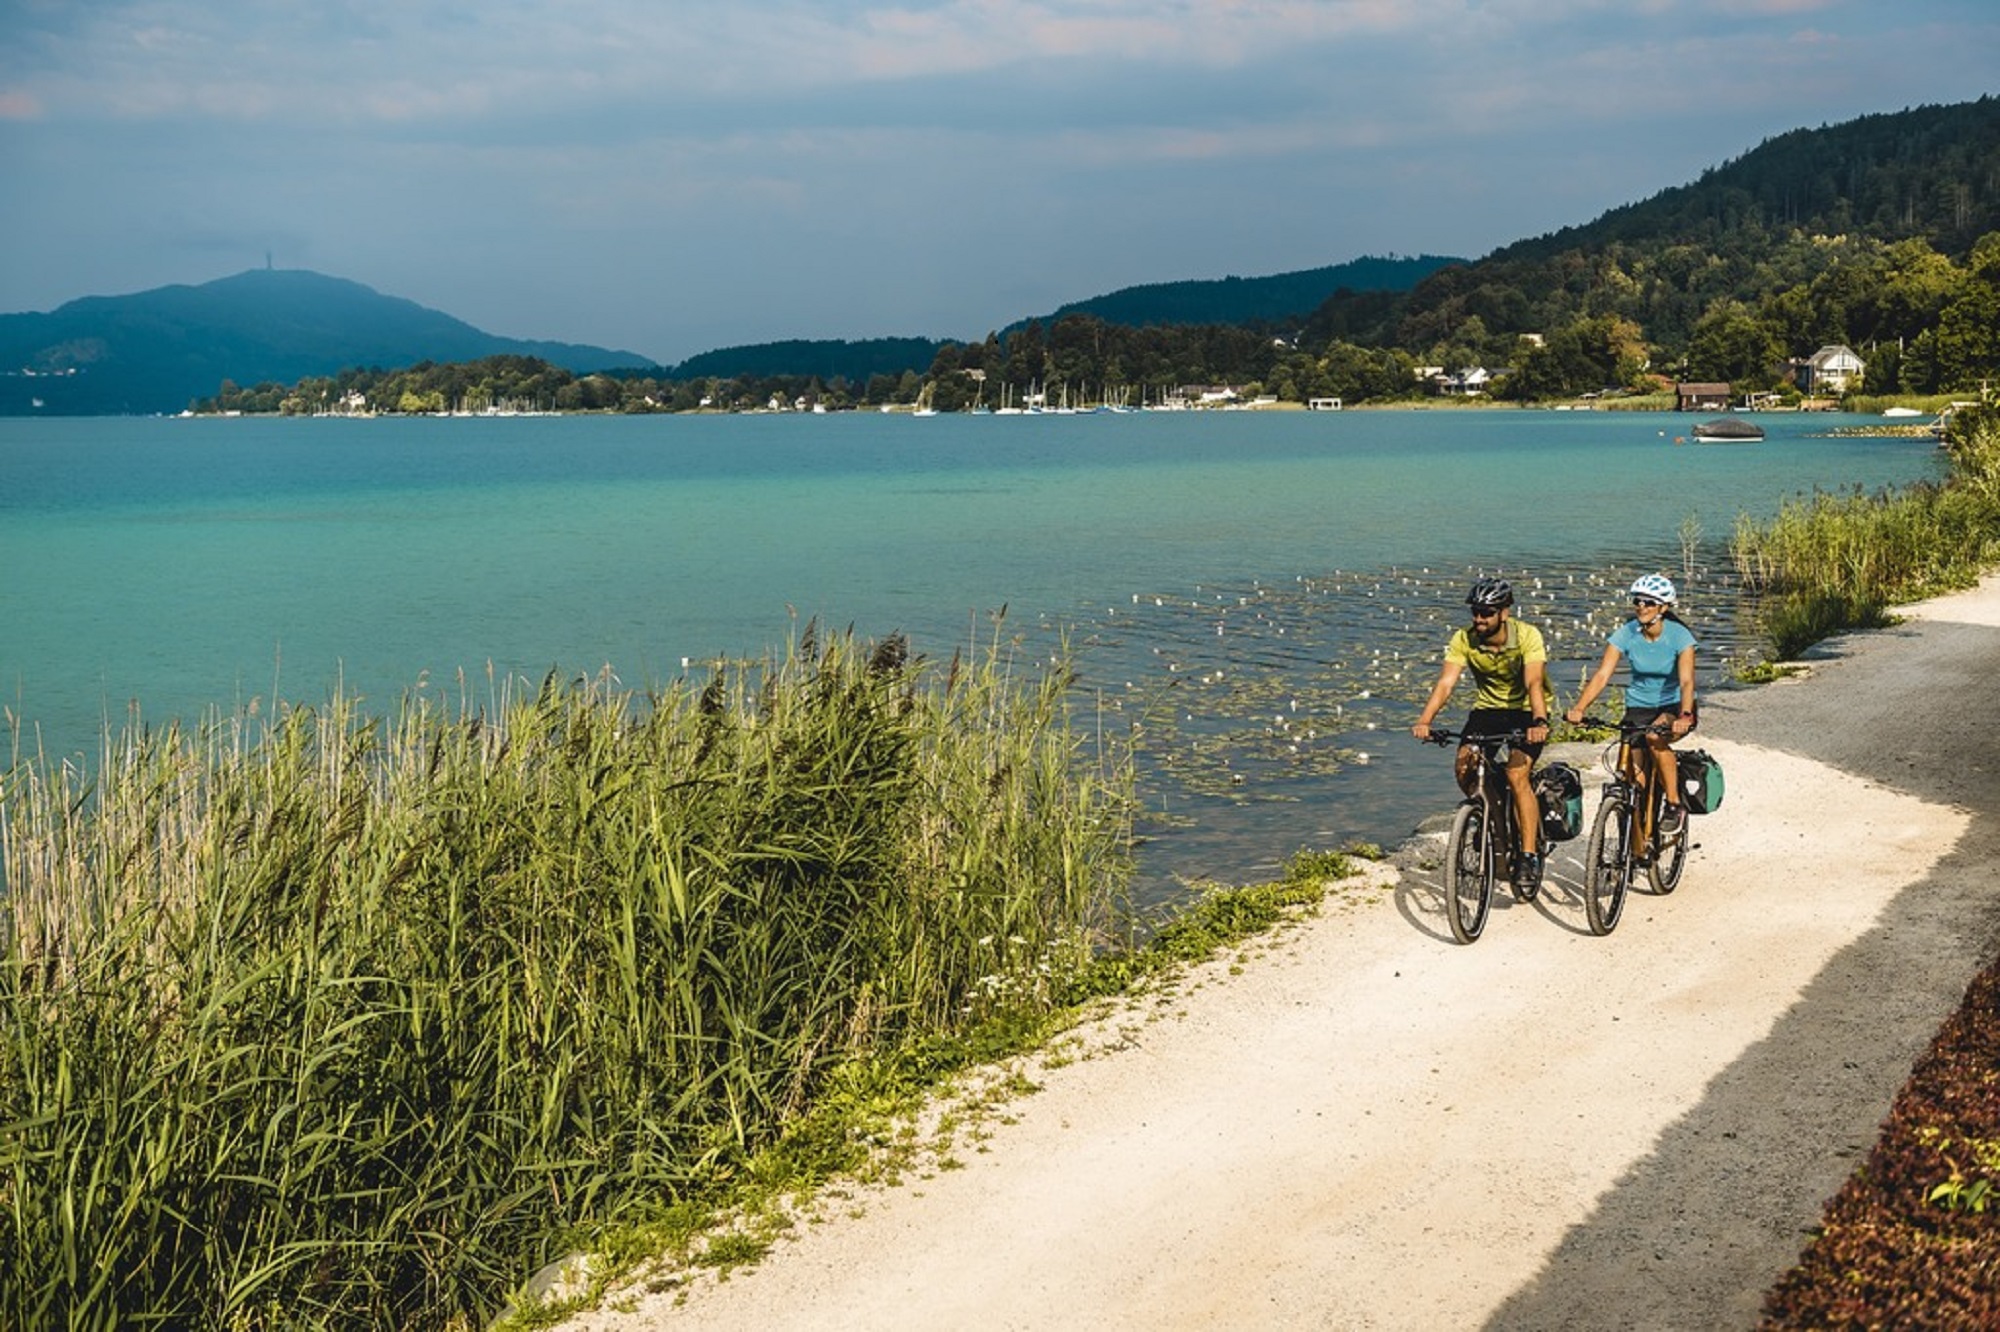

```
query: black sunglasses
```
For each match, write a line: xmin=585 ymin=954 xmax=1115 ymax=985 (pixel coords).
xmin=1632 ymin=596 xmax=1664 ymax=608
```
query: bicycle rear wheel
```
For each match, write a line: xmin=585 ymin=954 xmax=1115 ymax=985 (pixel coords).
xmin=1443 ymin=802 xmax=1493 ymax=944
xmin=1583 ymin=793 xmax=1630 ymax=936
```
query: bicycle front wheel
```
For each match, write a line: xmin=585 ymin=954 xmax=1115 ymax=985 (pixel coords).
xmin=1584 ymin=793 xmax=1631 ymax=936
xmin=1444 ymin=802 xmax=1493 ymax=944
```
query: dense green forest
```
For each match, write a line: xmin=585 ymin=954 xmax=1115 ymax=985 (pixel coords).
xmin=199 ymin=97 xmax=2000 ymax=416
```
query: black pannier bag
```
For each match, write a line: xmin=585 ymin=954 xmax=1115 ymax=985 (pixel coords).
xmin=1535 ymin=761 xmax=1584 ymax=842
xmin=1676 ymin=748 xmax=1725 ymax=814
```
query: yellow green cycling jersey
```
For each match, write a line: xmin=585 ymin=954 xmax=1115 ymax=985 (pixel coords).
xmin=1444 ymin=619 xmax=1547 ymax=711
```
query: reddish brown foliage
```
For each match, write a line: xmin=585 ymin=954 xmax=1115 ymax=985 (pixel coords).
xmin=1762 ymin=956 xmax=2000 ymax=1327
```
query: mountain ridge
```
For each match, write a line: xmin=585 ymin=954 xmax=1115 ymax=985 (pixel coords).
xmin=0 ymin=269 xmax=657 ymax=416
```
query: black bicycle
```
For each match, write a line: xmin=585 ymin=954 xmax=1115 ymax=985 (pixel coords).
xmin=1576 ymin=715 xmax=1690 ymax=935
xmin=1421 ymin=726 xmax=1539 ymax=944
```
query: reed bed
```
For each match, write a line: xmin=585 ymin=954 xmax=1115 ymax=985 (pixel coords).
xmin=0 ymin=626 xmax=1134 ymax=1328
xmin=1732 ymin=408 xmax=2000 ymax=657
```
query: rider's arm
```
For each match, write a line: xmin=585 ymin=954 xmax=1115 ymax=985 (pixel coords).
xmin=1563 ymin=644 xmax=1622 ymax=724
xmin=1671 ymin=645 xmax=1697 ymax=736
xmin=1412 ymin=661 xmax=1464 ymax=738
xmin=1524 ymin=657 xmax=1550 ymax=740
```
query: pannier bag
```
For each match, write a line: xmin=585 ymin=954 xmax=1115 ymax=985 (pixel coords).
xmin=1535 ymin=761 xmax=1585 ymax=842
xmin=1676 ymin=749 xmax=1725 ymax=815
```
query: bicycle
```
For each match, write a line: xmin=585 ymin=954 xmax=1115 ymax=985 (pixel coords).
xmin=1420 ymin=726 xmax=1540 ymax=944
xmin=1575 ymin=714 xmax=1691 ymax=935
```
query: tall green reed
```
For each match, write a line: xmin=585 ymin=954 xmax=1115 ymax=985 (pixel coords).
xmin=1732 ymin=408 xmax=2000 ymax=657
xmin=1 ymin=624 xmax=1132 ymax=1328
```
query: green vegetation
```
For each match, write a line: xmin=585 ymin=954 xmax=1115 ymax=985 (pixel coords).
xmin=495 ymin=841 xmax=1381 ymax=1323
xmin=1733 ymin=405 xmax=2000 ymax=658
xmin=1763 ymin=953 xmax=2000 ymax=1326
xmin=0 ymin=626 xmax=1135 ymax=1328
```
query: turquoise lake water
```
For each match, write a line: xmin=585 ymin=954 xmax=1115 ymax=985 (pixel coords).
xmin=0 ymin=409 xmax=1943 ymax=898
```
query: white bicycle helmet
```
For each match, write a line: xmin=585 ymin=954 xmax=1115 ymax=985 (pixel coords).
xmin=1629 ymin=573 xmax=1678 ymax=604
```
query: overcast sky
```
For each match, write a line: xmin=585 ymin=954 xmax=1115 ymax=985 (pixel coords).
xmin=2 ymin=2 xmax=1995 ymax=366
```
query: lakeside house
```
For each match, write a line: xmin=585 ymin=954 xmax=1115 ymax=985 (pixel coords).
xmin=1429 ymin=367 xmax=1493 ymax=397
xmin=1796 ymin=344 xmax=1865 ymax=395
xmin=1676 ymin=382 xmax=1732 ymax=412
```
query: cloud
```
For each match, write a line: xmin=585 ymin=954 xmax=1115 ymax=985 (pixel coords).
xmin=3 ymin=0 xmax=1996 ymax=357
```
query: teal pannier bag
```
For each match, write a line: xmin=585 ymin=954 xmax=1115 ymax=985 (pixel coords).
xmin=1535 ymin=761 xmax=1584 ymax=841
xmin=1676 ymin=749 xmax=1724 ymax=814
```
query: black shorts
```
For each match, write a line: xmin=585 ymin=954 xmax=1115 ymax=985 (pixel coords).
xmin=1462 ymin=707 xmax=1546 ymax=760
xmin=1623 ymin=703 xmax=1696 ymax=736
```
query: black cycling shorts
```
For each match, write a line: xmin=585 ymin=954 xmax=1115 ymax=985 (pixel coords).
xmin=1462 ymin=707 xmax=1545 ymax=760
xmin=1623 ymin=703 xmax=1696 ymax=736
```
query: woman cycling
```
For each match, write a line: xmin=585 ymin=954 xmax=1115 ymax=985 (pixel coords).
xmin=1562 ymin=573 xmax=1698 ymax=835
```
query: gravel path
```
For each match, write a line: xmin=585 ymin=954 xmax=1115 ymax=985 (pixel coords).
xmin=557 ymin=579 xmax=2000 ymax=1331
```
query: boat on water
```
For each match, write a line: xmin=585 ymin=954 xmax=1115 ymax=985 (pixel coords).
xmin=1691 ymin=415 xmax=1764 ymax=443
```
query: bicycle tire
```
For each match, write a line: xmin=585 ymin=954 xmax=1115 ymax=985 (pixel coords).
xmin=1444 ymin=801 xmax=1493 ymax=944
xmin=1649 ymin=799 xmax=1689 ymax=894
xmin=1583 ymin=791 xmax=1630 ymax=936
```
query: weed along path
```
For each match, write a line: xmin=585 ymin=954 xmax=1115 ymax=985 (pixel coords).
xmin=558 ymin=579 xmax=2000 ymax=1332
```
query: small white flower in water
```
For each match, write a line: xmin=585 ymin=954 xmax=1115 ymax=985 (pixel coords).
xmin=1358 ymin=689 xmax=1372 ymax=699
xmin=1355 ymin=752 xmax=1371 ymax=764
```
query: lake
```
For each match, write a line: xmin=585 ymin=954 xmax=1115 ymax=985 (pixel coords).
xmin=0 ymin=408 xmax=1942 ymax=900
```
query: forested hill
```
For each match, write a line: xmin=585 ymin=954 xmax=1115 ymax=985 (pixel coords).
xmin=1380 ymin=96 xmax=2000 ymax=355
xmin=1507 ymin=98 xmax=2000 ymax=263
xmin=663 ymin=256 xmax=1458 ymax=381
xmin=669 ymin=338 xmax=951 ymax=383
xmin=1014 ymin=255 xmax=1462 ymax=331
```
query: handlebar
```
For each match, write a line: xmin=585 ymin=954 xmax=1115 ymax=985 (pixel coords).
xmin=1417 ymin=726 xmax=1534 ymax=747
xmin=1572 ymin=713 xmax=1675 ymax=737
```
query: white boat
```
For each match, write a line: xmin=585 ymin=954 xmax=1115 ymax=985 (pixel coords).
xmin=1883 ymin=406 xmax=1924 ymax=418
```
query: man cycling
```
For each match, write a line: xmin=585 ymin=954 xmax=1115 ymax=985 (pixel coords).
xmin=1411 ymin=577 xmax=1552 ymax=893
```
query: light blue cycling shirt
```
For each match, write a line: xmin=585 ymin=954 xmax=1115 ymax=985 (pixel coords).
xmin=1609 ymin=617 xmax=1697 ymax=709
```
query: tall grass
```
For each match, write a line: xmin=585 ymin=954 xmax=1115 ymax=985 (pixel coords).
xmin=1 ymin=625 xmax=1133 ymax=1328
xmin=1733 ymin=407 xmax=2000 ymax=658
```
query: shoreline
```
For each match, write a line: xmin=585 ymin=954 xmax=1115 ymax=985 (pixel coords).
xmin=554 ymin=573 xmax=2000 ymax=1330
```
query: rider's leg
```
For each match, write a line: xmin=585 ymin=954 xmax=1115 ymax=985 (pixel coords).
xmin=1649 ymin=736 xmax=1681 ymax=804
xmin=1505 ymin=748 xmax=1539 ymax=857
xmin=1455 ymin=744 xmax=1478 ymax=797
xmin=1651 ymin=735 xmax=1685 ymax=829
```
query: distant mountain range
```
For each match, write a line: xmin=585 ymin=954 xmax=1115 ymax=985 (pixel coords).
xmin=0 ymin=270 xmax=658 ymax=416
xmin=0 ymin=254 xmax=1463 ymax=415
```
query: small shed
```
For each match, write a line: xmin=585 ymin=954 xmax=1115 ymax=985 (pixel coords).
xmin=1676 ymin=382 xmax=1731 ymax=412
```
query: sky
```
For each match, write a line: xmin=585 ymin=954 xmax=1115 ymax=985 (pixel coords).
xmin=2 ymin=2 xmax=1996 ymax=368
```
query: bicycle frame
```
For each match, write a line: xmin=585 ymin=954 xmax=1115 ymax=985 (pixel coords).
xmin=1423 ymin=726 xmax=1536 ymax=943
xmin=1578 ymin=715 xmax=1688 ymax=934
